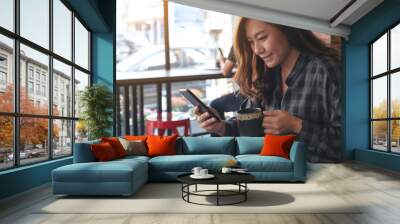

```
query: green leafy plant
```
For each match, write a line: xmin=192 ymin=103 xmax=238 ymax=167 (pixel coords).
xmin=79 ymin=84 xmax=113 ymax=140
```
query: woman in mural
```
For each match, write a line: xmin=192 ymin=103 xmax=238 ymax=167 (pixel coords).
xmin=195 ymin=17 xmax=342 ymax=163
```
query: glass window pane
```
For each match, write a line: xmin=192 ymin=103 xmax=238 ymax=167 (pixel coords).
xmin=0 ymin=0 xmax=14 ymax=31
xmin=0 ymin=35 xmax=14 ymax=112
xmin=20 ymin=0 xmax=49 ymax=49
xmin=53 ymin=119 xmax=72 ymax=157
xmin=169 ymin=2 xmax=233 ymax=71
xmin=74 ymin=69 xmax=89 ymax=118
xmin=372 ymin=33 xmax=387 ymax=76
xmin=20 ymin=117 xmax=49 ymax=165
xmin=128 ymin=49 xmax=165 ymax=72
xmin=0 ymin=116 xmax=13 ymax=170
xmin=53 ymin=0 xmax=72 ymax=60
xmin=75 ymin=18 xmax=89 ymax=70
xmin=391 ymin=72 xmax=400 ymax=118
xmin=391 ymin=120 xmax=400 ymax=153
xmin=142 ymin=84 xmax=157 ymax=133
xmin=372 ymin=121 xmax=388 ymax=151
xmin=53 ymin=59 xmax=72 ymax=117
xmin=391 ymin=24 xmax=400 ymax=70
xmin=75 ymin=120 xmax=88 ymax=143
xmin=20 ymin=44 xmax=49 ymax=115
xmin=116 ymin=0 xmax=164 ymax=73
xmin=372 ymin=77 xmax=387 ymax=119
xmin=117 ymin=85 xmax=127 ymax=135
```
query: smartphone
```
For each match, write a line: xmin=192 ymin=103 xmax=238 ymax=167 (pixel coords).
xmin=179 ymin=89 xmax=221 ymax=121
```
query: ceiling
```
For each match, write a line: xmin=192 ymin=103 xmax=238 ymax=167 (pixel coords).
xmin=225 ymin=0 xmax=352 ymax=22
xmin=170 ymin=0 xmax=384 ymax=38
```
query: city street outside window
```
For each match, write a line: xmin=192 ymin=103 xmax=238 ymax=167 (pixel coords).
xmin=0 ymin=0 xmax=91 ymax=170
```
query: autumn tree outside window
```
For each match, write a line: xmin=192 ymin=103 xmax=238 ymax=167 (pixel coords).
xmin=0 ymin=0 xmax=91 ymax=170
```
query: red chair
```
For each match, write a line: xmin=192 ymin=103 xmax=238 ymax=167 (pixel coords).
xmin=145 ymin=112 xmax=191 ymax=136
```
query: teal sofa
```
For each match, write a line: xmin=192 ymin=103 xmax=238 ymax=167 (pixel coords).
xmin=52 ymin=137 xmax=306 ymax=196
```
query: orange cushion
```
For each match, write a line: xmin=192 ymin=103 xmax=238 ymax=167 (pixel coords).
xmin=91 ymin=142 xmax=117 ymax=161
xmin=260 ymin=134 xmax=296 ymax=159
xmin=101 ymin=137 xmax=127 ymax=158
xmin=124 ymin=135 xmax=147 ymax=141
xmin=146 ymin=135 xmax=178 ymax=157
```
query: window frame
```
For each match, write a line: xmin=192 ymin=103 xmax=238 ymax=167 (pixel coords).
xmin=0 ymin=53 xmax=7 ymax=86
xmin=0 ymin=0 xmax=92 ymax=171
xmin=370 ymin=20 xmax=400 ymax=154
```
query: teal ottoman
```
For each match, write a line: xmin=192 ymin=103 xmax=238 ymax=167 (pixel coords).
xmin=52 ymin=156 xmax=148 ymax=196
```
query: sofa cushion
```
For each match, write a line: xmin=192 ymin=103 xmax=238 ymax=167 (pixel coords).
xmin=101 ymin=137 xmax=127 ymax=158
xmin=260 ymin=134 xmax=295 ymax=159
xmin=147 ymin=135 xmax=178 ymax=157
xmin=115 ymin=155 xmax=150 ymax=163
xmin=52 ymin=159 xmax=147 ymax=183
xmin=148 ymin=154 xmax=235 ymax=172
xmin=91 ymin=142 xmax=118 ymax=161
xmin=179 ymin=137 xmax=235 ymax=155
xmin=236 ymin=155 xmax=293 ymax=172
xmin=73 ymin=139 xmax=100 ymax=163
xmin=124 ymin=135 xmax=147 ymax=141
xmin=236 ymin=137 xmax=263 ymax=155
xmin=118 ymin=138 xmax=147 ymax=156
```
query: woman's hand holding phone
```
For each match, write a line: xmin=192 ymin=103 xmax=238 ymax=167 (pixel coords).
xmin=194 ymin=106 xmax=225 ymax=136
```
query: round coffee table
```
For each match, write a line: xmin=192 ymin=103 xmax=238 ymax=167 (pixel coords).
xmin=177 ymin=173 xmax=255 ymax=206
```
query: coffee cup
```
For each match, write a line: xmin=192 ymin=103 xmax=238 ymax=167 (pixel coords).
xmin=199 ymin=169 xmax=208 ymax=176
xmin=191 ymin=167 xmax=202 ymax=176
xmin=236 ymin=108 xmax=264 ymax=136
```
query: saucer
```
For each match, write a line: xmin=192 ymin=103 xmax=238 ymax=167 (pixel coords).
xmin=190 ymin=174 xmax=215 ymax=179
xmin=232 ymin=170 xmax=249 ymax=174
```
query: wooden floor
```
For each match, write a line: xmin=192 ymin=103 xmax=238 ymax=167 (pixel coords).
xmin=1 ymin=162 xmax=400 ymax=224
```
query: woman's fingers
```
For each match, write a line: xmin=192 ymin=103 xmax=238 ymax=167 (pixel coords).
xmin=262 ymin=116 xmax=277 ymax=127
xmin=199 ymin=117 xmax=217 ymax=129
xmin=198 ymin=111 xmax=212 ymax=123
xmin=263 ymin=114 xmax=282 ymax=134
xmin=194 ymin=106 xmax=225 ymax=135
xmin=195 ymin=109 xmax=217 ymax=129
xmin=263 ymin=122 xmax=278 ymax=130
xmin=194 ymin=106 xmax=201 ymax=116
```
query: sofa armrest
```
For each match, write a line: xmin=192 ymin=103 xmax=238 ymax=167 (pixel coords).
xmin=289 ymin=141 xmax=306 ymax=181
xmin=73 ymin=141 xmax=99 ymax=163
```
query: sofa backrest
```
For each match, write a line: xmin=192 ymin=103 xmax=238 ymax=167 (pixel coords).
xmin=235 ymin=137 xmax=264 ymax=155
xmin=73 ymin=139 xmax=100 ymax=163
xmin=74 ymin=136 xmax=269 ymax=163
xmin=177 ymin=137 xmax=235 ymax=155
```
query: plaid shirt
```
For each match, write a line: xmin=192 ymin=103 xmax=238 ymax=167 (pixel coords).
xmin=225 ymin=53 xmax=342 ymax=163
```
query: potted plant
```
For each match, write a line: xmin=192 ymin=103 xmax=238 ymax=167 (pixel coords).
xmin=79 ymin=84 xmax=113 ymax=140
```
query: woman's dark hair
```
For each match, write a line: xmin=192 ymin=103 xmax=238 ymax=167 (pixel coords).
xmin=233 ymin=17 xmax=339 ymax=104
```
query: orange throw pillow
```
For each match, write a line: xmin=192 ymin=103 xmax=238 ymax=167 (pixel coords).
xmin=260 ymin=134 xmax=296 ymax=159
xmin=91 ymin=142 xmax=117 ymax=161
xmin=124 ymin=135 xmax=147 ymax=141
xmin=101 ymin=137 xmax=127 ymax=158
xmin=146 ymin=135 xmax=178 ymax=157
